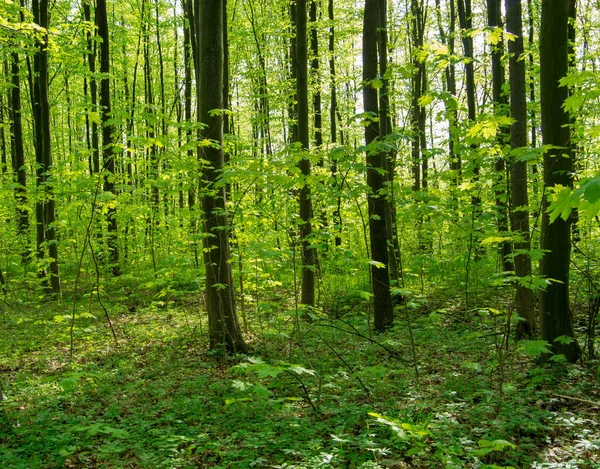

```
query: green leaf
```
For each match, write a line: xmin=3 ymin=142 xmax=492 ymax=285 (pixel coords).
xmin=554 ymin=335 xmax=574 ymax=345
xmin=288 ymin=365 xmax=316 ymax=376
xmin=255 ymin=365 xmax=284 ymax=378
xmin=520 ymin=340 xmax=551 ymax=358
xmin=253 ymin=385 xmax=272 ymax=398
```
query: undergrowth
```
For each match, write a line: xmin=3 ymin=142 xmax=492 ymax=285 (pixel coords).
xmin=0 ymin=287 xmax=599 ymax=469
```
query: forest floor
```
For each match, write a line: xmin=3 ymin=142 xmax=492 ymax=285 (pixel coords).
xmin=0 ymin=287 xmax=599 ymax=468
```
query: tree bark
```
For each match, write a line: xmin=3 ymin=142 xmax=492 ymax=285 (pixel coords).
xmin=97 ymin=0 xmax=120 ymax=276
xmin=8 ymin=53 xmax=30 ymax=252
xmin=506 ymin=0 xmax=536 ymax=337
xmin=196 ymin=0 xmax=245 ymax=353
xmin=296 ymin=0 xmax=316 ymax=307
xmin=539 ymin=0 xmax=580 ymax=362
xmin=488 ymin=0 xmax=512 ymax=273
xmin=33 ymin=0 xmax=60 ymax=294
xmin=363 ymin=0 xmax=393 ymax=331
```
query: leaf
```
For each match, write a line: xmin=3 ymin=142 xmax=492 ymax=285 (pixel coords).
xmin=232 ymin=380 xmax=247 ymax=391
xmin=255 ymin=365 xmax=284 ymax=378
xmin=59 ymin=378 xmax=78 ymax=392
xmin=253 ymin=385 xmax=272 ymax=398
xmin=288 ymin=365 xmax=316 ymax=376
xmin=554 ymin=335 xmax=574 ymax=345
xmin=486 ymin=27 xmax=503 ymax=45
xmin=520 ymin=340 xmax=551 ymax=358
xmin=368 ymin=260 xmax=385 ymax=269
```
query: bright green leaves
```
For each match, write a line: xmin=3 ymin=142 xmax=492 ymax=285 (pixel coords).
xmin=469 ymin=439 xmax=516 ymax=457
xmin=559 ymin=70 xmax=600 ymax=113
xmin=466 ymin=114 xmax=514 ymax=142
xmin=547 ymin=175 xmax=600 ymax=222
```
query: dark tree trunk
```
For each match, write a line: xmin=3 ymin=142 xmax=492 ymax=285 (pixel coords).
xmin=379 ymin=0 xmax=400 ymax=284
xmin=195 ymin=0 xmax=245 ymax=353
xmin=8 ymin=53 xmax=30 ymax=250
xmin=363 ymin=0 xmax=393 ymax=331
xmin=328 ymin=0 xmax=342 ymax=247
xmin=296 ymin=0 xmax=316 ymax=307
xmin=310 ymin=0 xmax=322 ymax=149
xmin=506 ymin=0 xmax=536 ymax=337
xmin=83 ymin=0 xmax=100 ymax=175
xmin=97 ymin=0 xmax=120 ymax=276
xmin=539 ymin=0 xmax=580 ymax=362
xmin=457 ymin=0 xmax=479 ymax=210
xmin=435 ymin=0 xmax=459 ymax=185
xmin=33 ymin=0 xmax=60 ymax=294
xmin=487 ymin=0 xmax=512 ymax=273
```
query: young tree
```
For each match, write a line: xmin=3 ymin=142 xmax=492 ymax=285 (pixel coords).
xmin=363 ymin=0 xmax=393 ymax=331
xmin=295 ymin=0 xmax=316 ymax=307
xmin=487 ymin=0 xmax=512 ymax=273
xmin=8 ymin=52 xmax=29 ymax=252
xmin=96 ymin=0 xmax=120 ymax=276
xmin=32 ymin=0 xmax=60 ymax=294
xmin=195 ymin=0 xmax=245 ymax=353
xmin=505 ymin=0 xmax=535 ymax=337
xmin=539 ymin=0 xmax=580 ymax=362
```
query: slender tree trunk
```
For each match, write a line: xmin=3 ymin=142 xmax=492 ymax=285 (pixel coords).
xmin=328 ymin=0 xmax=343 ymax=247
xmin=0 ymin=93 xmax=6 ymax=175
xmin=296 ymin=0 xmax=316 ymax=307
xmin=364 ymin=0 xmax=393 ymax=330
xmin=435 ymin=0 xmax=459 ymax=185
xmin=457 ymin=0 xmax=479 ymax=204
xmin=97 ymin=0 xmax=120 ymax=275
xmin=8 ymin=53 xmax=30 ymax=254
xmin=195 ymin=0 xmax=245 ymax=353
xmin=488 ymin=0 xmax=512 ymax=273
xmin=506 ymin=0 xmax=536 ymax=337
xmin=83 ymin=0 xmax=100 ymax=175
xmin=539 ymin=0 xmax=580 ymax=362
xmin=378 ymin=0 xmax=400 ymax=283
xmin=33 ymin=0 xmax=60 ymax=293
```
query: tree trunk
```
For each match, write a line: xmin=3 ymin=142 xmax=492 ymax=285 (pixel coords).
xmin=8 ymin=53 xmax=30 ymax=254
xmin=379 ymin=0 xmax=400 ymax=284
xmin=97 ymin=0 xmax=120 ymax=276
xmin=33 ymin=0 xmax=60 ymax=294
xmin=539 ymin=0 xmax=580 ymax=362
xmin=506 ymin=0 xmax=536 ymax=337
xmin=363 ymin=0 xmax=393 ymax=331
xmin=296 ymin=0 xmax=316 ymax=307
xmin=487 ymin=0 xmax=512 ymax=273
xmin=83 ymin=0 xmax=100 ymax=175
xmin=457 ymin=0 xmax=480 ymax=211
xmin=328 ymin=0 xmax=343 ymax=247
xmin=195 ymin=0 xmax=245 ymax=353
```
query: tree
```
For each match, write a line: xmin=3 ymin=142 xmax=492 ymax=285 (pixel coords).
xmin=295 ymin=0 xmax=316 ymax=308
xmin=505 ymin=0 xmax=536 ymax=337
xmin=97 ymin=0 xmax=120 ymax=276
xmin=363 ymin=0 xmax=393 ymax=331
xmin=539 ymin=0 xmax=580 ymax=362
xmin=487 ymin=0 xmax=512 ymax=273
xmin=8 ymin=52 xmax=29 ymax=255
xmin=32 ymin=0 xmax=60 ymax=294
xmin=195 ymin=0 xmax=245 ymax=353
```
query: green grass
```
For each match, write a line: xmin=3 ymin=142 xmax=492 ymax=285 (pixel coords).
xmin=0 ymin=289 xmax=599 ymax=468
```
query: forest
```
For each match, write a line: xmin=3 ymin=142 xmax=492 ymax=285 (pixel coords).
xmin=0 ymin=0 xmax=599 ymax=466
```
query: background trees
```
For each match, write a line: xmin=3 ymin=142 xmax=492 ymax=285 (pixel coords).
xmin=0 ymin=0 xmax=597 ymax=359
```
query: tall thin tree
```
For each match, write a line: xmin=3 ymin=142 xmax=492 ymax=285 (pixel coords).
xmin=539 ymin=0 xmax=580 ymax=362
xmin=296 ymin=0 xmax=316 ymax=307
xmin=97 ymin=0 xmax=120 ymax=275
xmin=506 ymin=0 xmax=536 ymax=337
xmin=32 ymin=0 xmax=60 ymax=293
xmin=195 ymin=0 xmax=246 ymax=352
xmin=363 ymin=0 xmax=394 ymax=330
